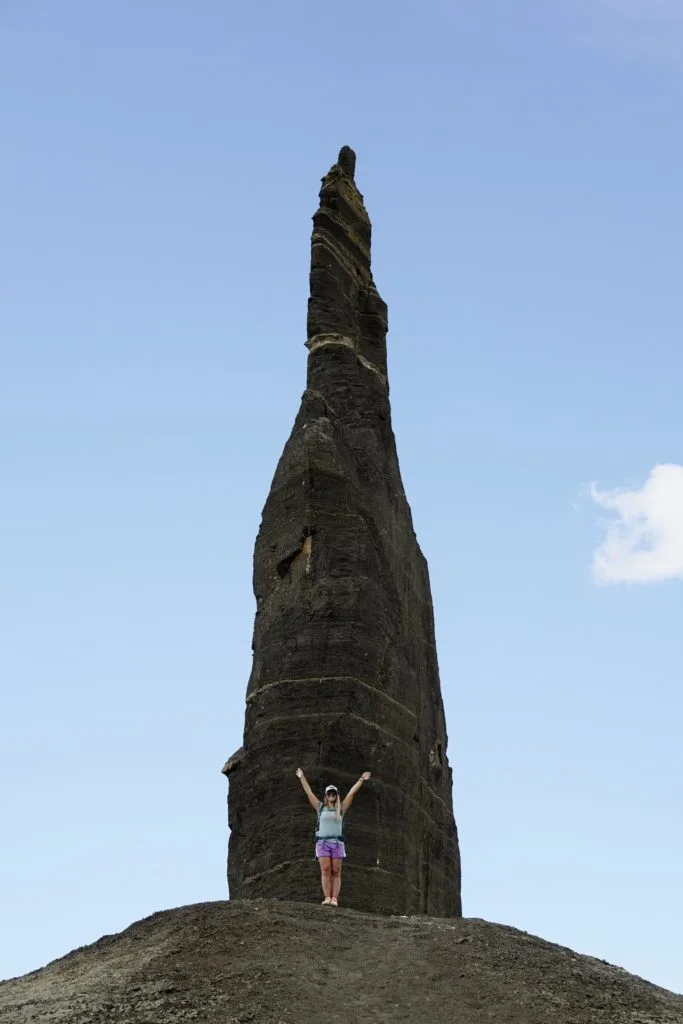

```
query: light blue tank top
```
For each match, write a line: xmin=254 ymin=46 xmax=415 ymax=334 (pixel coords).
xmin=316 ymin=804 xmax=344 ymax=839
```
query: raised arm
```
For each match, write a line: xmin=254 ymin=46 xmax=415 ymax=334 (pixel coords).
xmin=296 ymin=768 xmax=320 ymax=812
xmin=342 ymin=771 xmax=371 ymax=812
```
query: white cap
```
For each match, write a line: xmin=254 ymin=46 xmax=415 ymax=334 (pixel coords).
xmin=324 ymin=785 xmax=338 ymax=794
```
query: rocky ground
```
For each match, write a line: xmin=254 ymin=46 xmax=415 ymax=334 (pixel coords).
xmin=1 ymin=900 xmax=681 ymax=1024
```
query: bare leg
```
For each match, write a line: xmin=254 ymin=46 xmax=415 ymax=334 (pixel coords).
xmin=331 ymin=860 xmax=342 ymax=902
xmin=319 ymin=858 xmax=332 ymax=900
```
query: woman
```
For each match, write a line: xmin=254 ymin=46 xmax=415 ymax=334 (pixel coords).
xmin=296 ymin=767 xmax=371 ymax=906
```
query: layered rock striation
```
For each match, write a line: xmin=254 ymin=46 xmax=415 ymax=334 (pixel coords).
xmin=224 ymin=147 xmax=461 ymax=916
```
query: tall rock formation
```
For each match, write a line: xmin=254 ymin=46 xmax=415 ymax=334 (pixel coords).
xmin=224 ymin=147 xmax=461 ymax=917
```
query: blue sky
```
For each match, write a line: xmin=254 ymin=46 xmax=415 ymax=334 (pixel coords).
xmin=1 ymin=0 xmax=682 ymax=994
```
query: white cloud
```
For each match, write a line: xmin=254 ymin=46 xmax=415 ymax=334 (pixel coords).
xmin=590 ymin=464 xmax=683 ymax=584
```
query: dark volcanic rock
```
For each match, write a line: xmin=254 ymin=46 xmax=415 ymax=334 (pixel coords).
xmin=2 ymin=901 xmax=682 ymax=1024
xmin=225 ymin=147 xmax=461 ymax=916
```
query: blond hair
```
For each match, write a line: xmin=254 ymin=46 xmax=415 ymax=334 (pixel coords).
xmin=324 ymin=789 xmax=342 ymax=823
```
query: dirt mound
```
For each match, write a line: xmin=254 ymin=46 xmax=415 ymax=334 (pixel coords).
xmin=0 ymin=900 xmax=680 ymax=1024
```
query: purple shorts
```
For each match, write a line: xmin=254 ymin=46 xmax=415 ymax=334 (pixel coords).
xmin=315 ymin=839 xmax=346 ymax=860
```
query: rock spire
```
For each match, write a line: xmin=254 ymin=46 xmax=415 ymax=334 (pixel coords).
xmin=224 ymin=147 xmax=462 ymax=916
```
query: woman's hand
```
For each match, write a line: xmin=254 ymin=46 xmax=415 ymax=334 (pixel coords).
xmin=297 ymin=769 xmax=320 ymax=810
xmin=343 ymin=771 xmax=371 ymax=811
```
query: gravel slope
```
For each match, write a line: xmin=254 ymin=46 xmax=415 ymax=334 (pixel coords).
xmin=1 ymin=900 xmax=681 ymax=1024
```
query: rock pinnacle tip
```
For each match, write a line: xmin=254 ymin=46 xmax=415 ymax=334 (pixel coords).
xmin=337 ymin=145 xmax=356 ymax=178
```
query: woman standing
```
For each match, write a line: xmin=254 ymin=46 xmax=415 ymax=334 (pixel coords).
xmin=296 ymin=767 xmax=371 ymax=906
